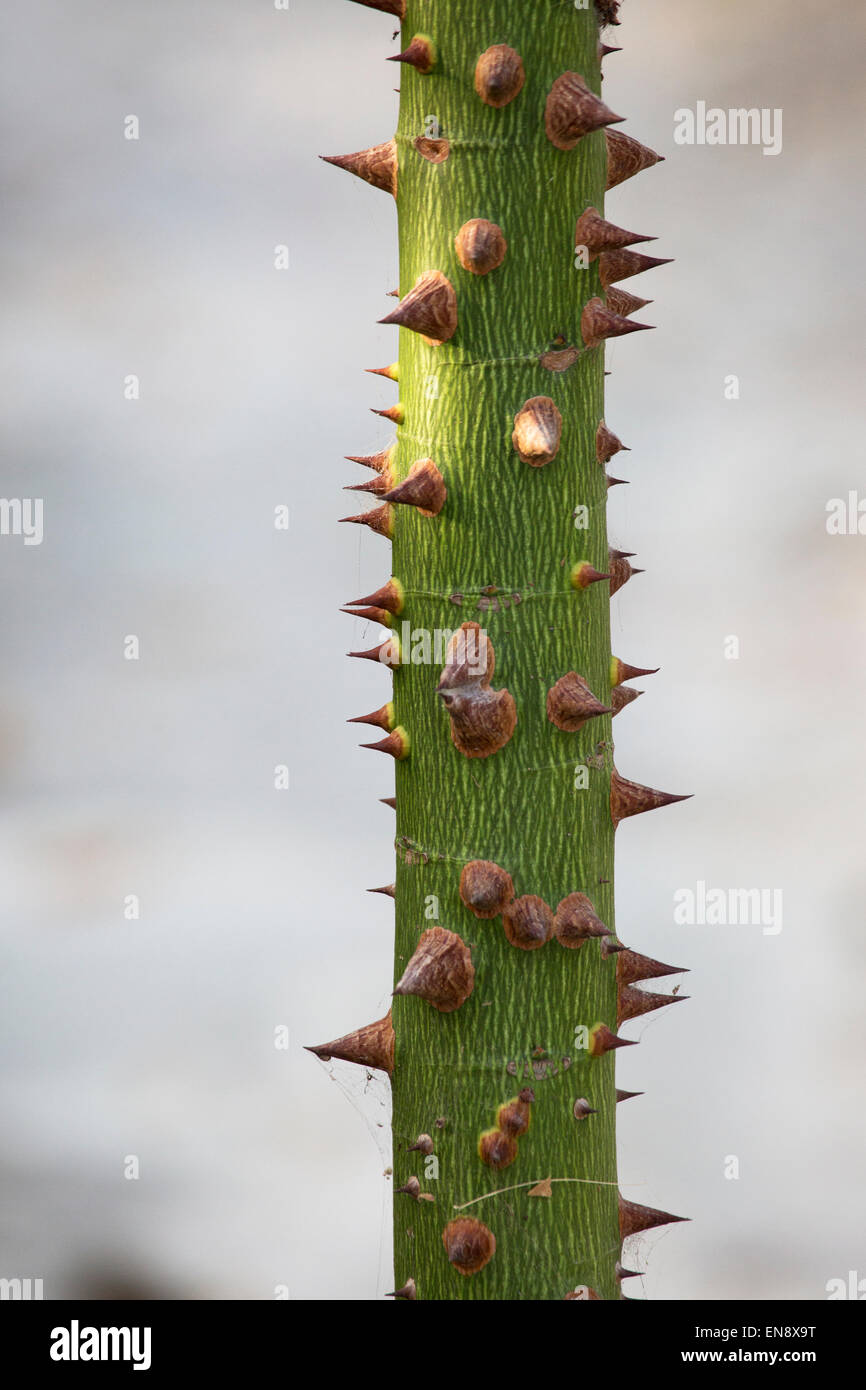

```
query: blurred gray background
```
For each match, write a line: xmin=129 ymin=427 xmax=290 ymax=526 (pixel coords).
xmin=0 ymin=0 xmax=863 ymax=1300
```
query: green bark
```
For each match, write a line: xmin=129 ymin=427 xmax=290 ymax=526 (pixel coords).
xmin=391 ymin=0 xmax=614 ymax=1303
xmin=325 ymin=0 xmax=678 ymax=1302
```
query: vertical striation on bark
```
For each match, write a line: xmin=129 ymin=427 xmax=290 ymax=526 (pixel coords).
xmin=313 ymin=0 xmax=689 ymax=1302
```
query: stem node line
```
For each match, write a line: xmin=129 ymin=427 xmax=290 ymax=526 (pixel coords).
xmin=454 ymin=1176 xmax=620 ymax=1211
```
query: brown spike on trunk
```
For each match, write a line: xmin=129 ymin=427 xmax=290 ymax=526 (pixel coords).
xmin=574 ymin=206 xmax=656 ymax=259
xmin=459 ymin=859 xmax=515 ymax=919
xmin=609 ymin=552 xmax=644 ymax=595
xmin=362 ymin=726 xmax=409 ymax=760
xmin=540 ymin=344 xmax=582 ymax=373
xmin=305 ymin=1010 xmax=395 ymax=1077
xmin=544 ymin=72 xmax=624 ymax=150
xmin=408 ymin=1134 xmax=434 ymax=1155
xmin=338 ymin=503 xmax=394 ymax=539
xmin=365 ymin=363 xmax=399 ymax=381
xmin=616 ymin=1089 xmax=644 ymax=1104
xmin=474 ymin=45 xmax=526 ymax=109
xmin=618 ymin=983 xmax=687 ymax=1026
xmin=610 ymin=769 xmax=692 ymax=829
xmin=393 ymin=926 xmax=474 ymax=1012
xmin=478 ymin=1128 xmax=519 ymax=1170
xmin=345 ymin=577 xmax=404 ymax=615
xmin=380 ymin=796 xmax=397 ymax=810
xmin=342 ymin=604 xmax=392 ymax=626
xmin=345 ymin=447 xmax=394 ymax=474
xmin=368 ymin=883 xmax=396 ymax=899
xmin=617 ymin=949 xmax=689 ymax=987
xmin=598 ymin=249 xmax=673 ymax=288
xmin=320 ymin=139 xmax=398 ymax=197
xmin=547 ymin=672 xmax=611 ymax=733
xmin=454 ymin=218 xmax=508 ymax=276
xmin=589 ymin=1023 xmax=637 ymax=1056
xmin=596 ymin=419 xmax=630 ymax=463
xmin=437 ymin=622 xmax=517 ymax=759
xmin=615 ymin=1261 xmax=641 ymax=1281
xmin=582 ymin=297 xmax=654 ymax=349
xmin=512 ymin=395 xmax=563 ymax=467
xmin=348 ymin=702 xmax=395 ymax=731
xmin=387 ymin=35 xmax=435 ymax=74
xmin=596 ymin=0 xmax=622 ymax=23
xmin=382 ymin=458 xmax=447 ymax=516
xmin=554 ymin=892 xmax=611 ymax=949
xmin=371 ymin=403 xmax=404 ymax=425
xmin=442 ymin=1217 xmax=496 ymax=1275
xmin=570 ymin=561 xmax=612 ymax=591
xmin=348 ymin=639 xmax=399 ymax=666
xmin=502 ymin=894 xmax=555 ymax=951
xmin=387 ymin=1277 xmax=417 ymax=1301
xmin=344 ymin=473 xmax=393 ymax=497
xmin=611 ymin=656 xmax=659 ymax=685
xmin=606 ymin=475 xmax=628 ymax=489
xmin=379 ymin=270 xmax=457 ymax=345
xmin=497 ymin=1089 xmax=534 ymax=1137
xmin=606 ymin=286 xmax=653 ymax=317
xmin=619 ymin=1195 xmax=689 ymax=1239
xmin=605 ymin=129 xmax=665 ymax=191
xmin=610 ymin=685 xmax=643 ymax=716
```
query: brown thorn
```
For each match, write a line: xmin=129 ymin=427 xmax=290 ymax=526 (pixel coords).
xmin=619 ymin=1195 xmax=689 ymax=1239
xmin=361 ymin=727 xmax=409 ymax=760
xmin=617 ymin=950 xmax=689 ymax=987
xmin=387 ymin=1278 xmax=417 ymax=1301
xmin=605 ymin=129 xmax=665 ymax=191
xmin=305 ymin=1010 xmax=394 ymax=1077
xmin=611 ymin=769 xmax=692 ymax=829
xmin=582 ymin=296 xmax=654 ymax=349
xmin=387 ymin=36 xmax=435 ymax=74
xmin=599 ymin=249 xmax=673 ymax=288
xmin=367 ymin=884 xmax=396 ymax=899
xmin=320 ymin=139 xmax=397 ymax=197
xmin=618 ymin=983 xmax=689 ymax=1026
xmin=589 ymin=1023 xmax=637 ymax=1057
xmin=378 ymin=270 xmax=457 ymax=345
xmin=338 ymin=504 xmax=394 ymax=539
xmin=393 ymin=926 xmax=474 ymax=1012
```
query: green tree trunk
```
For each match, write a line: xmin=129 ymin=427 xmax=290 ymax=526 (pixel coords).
xmin=311 ymin=0 xmax=689 ymax=1302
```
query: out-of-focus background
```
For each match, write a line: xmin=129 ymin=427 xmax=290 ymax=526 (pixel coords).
xmin=0 ymin=0 xmax=863 ymax=1300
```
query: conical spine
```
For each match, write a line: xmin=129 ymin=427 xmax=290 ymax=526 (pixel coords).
xmin=320 ymin=140 xmax=398 ymax=197
xmin=305 ymin=1011 xmax=395 ymax=1077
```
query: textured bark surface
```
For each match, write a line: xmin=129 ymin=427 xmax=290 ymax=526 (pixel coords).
xmin=392 ymin=0 xmax=614 ymax=1302
xmin=323 ymin=0 xmax=683 ymax=1302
